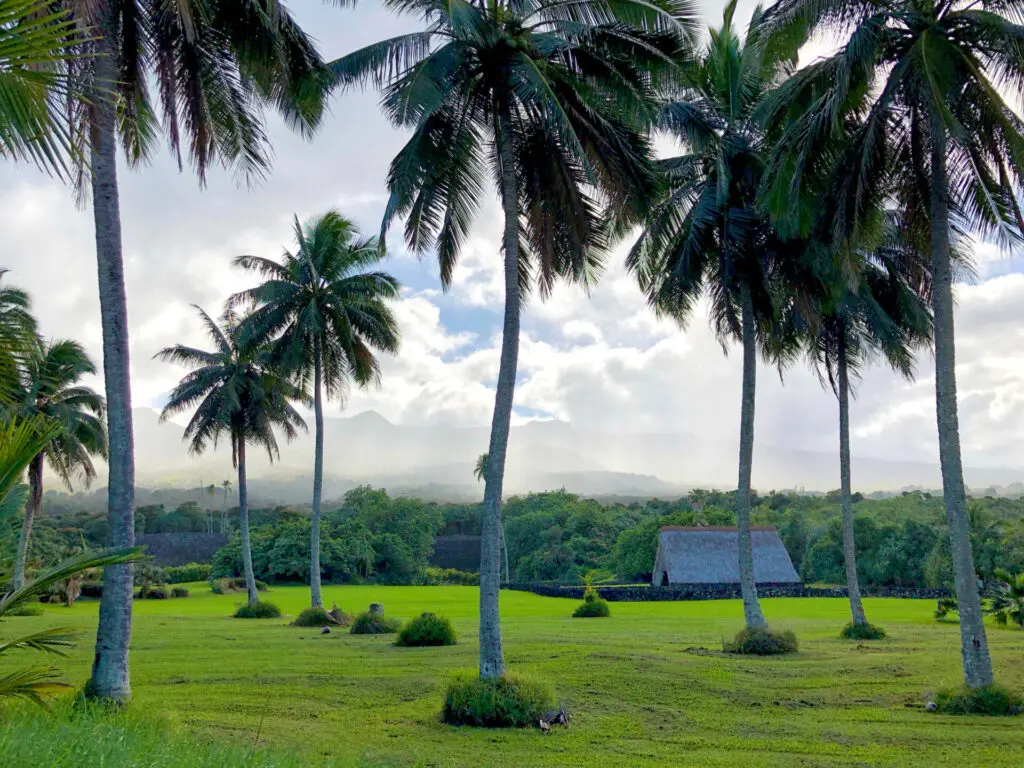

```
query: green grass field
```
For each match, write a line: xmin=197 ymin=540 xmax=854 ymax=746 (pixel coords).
xmin=2 ymin=585 xmax=1022 ymax=767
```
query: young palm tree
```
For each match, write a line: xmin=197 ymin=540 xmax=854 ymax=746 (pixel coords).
xmin=57 ymin=0 xmax=330 ymax=702
xmin=628 ymin=1 xmax=804 ymax=631
xmin=157 ymin=307 xmax=308 ymax=606
xmin=804 ymin=245 xmax=931 ymax=628
xmin=332 ymin=0 xmax=696 ymax=680
xmin=232 ymin=210 xmax=401 ymax=609
xmin=10 ymin=339 xmax=107 ymax=590
xmin=762 ymin=0 xmax=1024 ymax=689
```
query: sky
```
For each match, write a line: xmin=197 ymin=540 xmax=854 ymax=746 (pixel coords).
xmin=3 ymin=0 xmax=1024 ymax=484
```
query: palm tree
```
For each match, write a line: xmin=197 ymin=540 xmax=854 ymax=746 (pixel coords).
xmin=221 ymin=479 xmax=232 ymax=534
xmin=57 ymin=0 xmax=331 ymax=703
xmin=9 ymin=339 xmax=107 ymax=590
xmin=332 ymin=0 xmax=695 ymax=681
xmin=0 ymin=270 xmax=36 ymax=403
xmin=627 ymin=1 xmax=805 ymax=631
xmin=473 ymin=453 xmax=508 ymax=585
xmin=803 ymin=241 xmax=931 ymax=628
xmin=157 ymin=306 xmax=308 ymax=606
xmin=0 ymin=0 xmax=82 ymax=176
xmin=762 ymin=0 xmax=1024 ymax=690
xmin=232 ymin=210 xmax=400 ymax=609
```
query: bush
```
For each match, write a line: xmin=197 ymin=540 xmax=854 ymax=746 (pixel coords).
xmin=422 ymin=567 xmax=479 ymax=586
xmin=839 ymin=622 xmax=886 ymax=640
xmin=395 ymin=612 xmax=457 ymax=646
xmin=171 ymin=587 xmax=190 ymax=598
xmin=724 ymin=627 xmax=799 ymax=656
xmin=80 ymin=581 xmax=103 ymax=599
xmin=137 ymin=585 xmax=170 ymax=600
xmin=442 ymin=674 xmax=555 ymax=728
xmin=164 ymin=563 xmax=212 ymax=584
xmin=5 ymin=602 xmax=45 ymax=616
xmin=933 ymin=685 xmax=1023 ymax=716
xmin=350 ymin=611 xmax=401 ymax=635
xmin=572 ymin=598 xmax=610 ymax=618
xmin=234 ymin=601 xmax=281 ymax=619
xmin=211 ymin=577 xmax=268 ymax=595
xmin=292 ymin=607 xmax=333 ymax=628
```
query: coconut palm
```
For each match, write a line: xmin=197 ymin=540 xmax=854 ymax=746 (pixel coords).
xmin=332 ymin=0 xmax=696 ymax=681
xmin=627 ymin=1 xmax=806 ymax=631
xmin=761 ymin=0 xmax=1024 ymax=690
xmin=221 ymin=479 xmax=232 ymax=533
xmin=157 ymin=306 xmax=308 ymax=606
xmin=0 ymin=270 xmax=36 ymax=403
xmin=56 ymin=0 xmax=330 ymax=702
xmin=9 ymin=339 xmax=107 ymax=590
xmin=232 ymin=210 xmax=401 ymax=610
xmin=803 ymin=239 xmax=931 ymax=628
xmin=473 ymin=453 xmax=508 ymax=584
xmin=986 ymin=569 xmax=1024 ymax=628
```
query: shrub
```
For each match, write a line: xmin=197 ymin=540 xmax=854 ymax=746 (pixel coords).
xmin=350 ymin=612 xmax=401 ymax=635
xmin=164 ymin=563 xmax=212 ymax=584
xmin=80 ymin=581 xmax=103 ymax=599
xmin=210 ymin=577 xmax=268 ymax=595
xmin=422 ymin=567 xmax=480 ymax=586
xmin=395 ymin=613 xmax=457 ymax=647
xmin=572 ymin=598 xmax=611 ymax=618
xmin=442 ymin=674 xmax=555 ymax=728
xmin=933 ymin=685 xmax=1023 ymax=716
xmin=171 ymin=587 xmax=190 ymax=598
xmin=234 ymin=601 xmax=281 ymax=619
xmin=292 ymin=607 xmax=333 ymax=628
xmin=724 ymin=627 xmax=799 ymax=656
xmin=6 ymin=603 xmax=45 ymax=617
xmin=839 ymin=622 xmax=886 ymax=640
xmin=137 ymin=585 xmax=170 ymax=600
xmin=935 ymin=597 xmax=958 ymax=620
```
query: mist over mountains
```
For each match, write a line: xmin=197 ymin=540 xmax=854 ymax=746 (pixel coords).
xmin=122 ymin=408 xmax=1024 ymax=504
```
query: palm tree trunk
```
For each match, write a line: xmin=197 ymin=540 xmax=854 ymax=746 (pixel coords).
xmin=737 ymin=285 xmax=766 ymax=629
xmin=929 ymin=120 xmax=993 ymax=689
xmin=310 ymin=341 xmax=325 ymax=609
xmin=478 ymin=107 xmax=521 ymax=680
xmin=88 ymin=10 xmax=136 ymax=703
xmin=837 ymin=336 xmax=867 ymax=626
xmin=237 ymin=439 xmax=258 ymax=605
xmin=12 ymin=453 xmax=44 ymax=590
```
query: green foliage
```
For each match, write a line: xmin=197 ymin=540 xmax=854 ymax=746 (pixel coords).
xmin=395 ymin=613 xmax=457 ymax=647
xmin=986 ymin=570 xmax=1024 ymax=628
xmin=572 ymin=599 xmax=611 ymax=618
xmin=164 ymin=563 xmax=212 ymax=584
xmin=839 ymin=622 xmax=886 ymax=640
xmin=935 ymin=597 xmax=959 ymax=621
xmin=724 ymin=627 xmax=799 ymax=656
xmin=210 ymin=577 xmax=267 ymax=595
xmin=4 ymin=602 xmax=43 ymax=616
xmin=233 ymin=601 xmax=281 ymax=619
xmin=171 ymin=587 xmax=190 ymax=598
xmin=933 ymin=685 xmax=1023 ymax=717
xmin=350 ymin=612 xmax=401 ymax=635
xmin=421 ymin=567 xmax=478 ymax=586
xmin=442 ymin=674 xmax=555 ymax=728
xmin=138 ymin=585 xmax=170 ymax=600
xmin=292 ymin=607 xmax=333 ymax=627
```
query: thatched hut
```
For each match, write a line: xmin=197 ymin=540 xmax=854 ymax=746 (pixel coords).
xmin=651 ymin=526 xmax=800 ymax=586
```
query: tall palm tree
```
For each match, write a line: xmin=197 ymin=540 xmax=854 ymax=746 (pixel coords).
xmin=157 ymin=307 xmax=308 ymax=606
xmin=57 ymin=0 xmax=331 ymax=702
xmin=0 ymin=270 xmax=36 ymax=403
xmin=232 ymin=210 xmax=401 ymax=609
xmin=473 ymin=453 xmax=508 ymax=584
xmin=9 ymin=339 xmax=107 ymax=590
xmin=221 ymin=479 xmax=232 ymax=534
xmin=628 ymin=1 xmax=805 ymax=631
xmin=332 ymin=0 xmax=696 ymax=680
xmin=804 ymin=243 xmax=931 ymax=628
xmin=762 ymin=0 xmax=1024 ymax=690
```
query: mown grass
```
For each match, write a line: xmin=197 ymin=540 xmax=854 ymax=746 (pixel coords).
xmin=2 ymin=585 xmax=1023 ymax=767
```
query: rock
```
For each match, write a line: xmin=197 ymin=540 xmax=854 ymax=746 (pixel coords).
xmin=925 ymin=701 xmax=937 ymax=711
xmin=320 ymin=625 xmax=331 ymax=635
xmin=369 ymin=603 xmax=384 ymax=615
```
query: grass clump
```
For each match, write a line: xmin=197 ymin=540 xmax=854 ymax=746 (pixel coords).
xmin=171 ymin=587 xmax=190 ymax=598
xmin=724 ymin=627 xmax=798 ymax=656
xmin=572 ymin=598 xmax=610 ymax=618
xmin=350 ymin=611 xmax=401 ymax=635
xmin=395 ymin=612 xmax=457 ymax=646
xmin=234 ymin=601 xmax=281 ymax=619
xmin=5 ymin=602 xmax=45 ymax=616
xmin=933 ymin=684 xmax=1023 ymax=716
xmin=292 ymin=607 xmax=333 ymax=627
xmin=442 ymin=673 xmax=555 ymax=728
xmin=839 ymin=621 xmax=886 ymax=640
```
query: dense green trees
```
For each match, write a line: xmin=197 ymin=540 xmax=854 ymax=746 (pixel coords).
xmin=232 ymin=211 xmax=400 ymax=610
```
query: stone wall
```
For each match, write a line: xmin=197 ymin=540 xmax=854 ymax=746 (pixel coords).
xmin=505 ymin=582 xmax=950 ymax=601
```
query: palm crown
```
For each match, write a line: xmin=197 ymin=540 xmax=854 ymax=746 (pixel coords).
xmin=332 ymin=0 xmax=697 ymax=294
xmin=232 ymin=210 xmax=401 ymax=395
xmin=157 ymin=307 xmax=308 ymax=464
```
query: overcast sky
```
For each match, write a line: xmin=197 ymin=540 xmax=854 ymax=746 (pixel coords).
xmin=3 ymin=0 xmax=1024 ymax=479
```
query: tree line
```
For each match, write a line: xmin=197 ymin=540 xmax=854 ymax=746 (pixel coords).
xmin=2 ymin=0 xmax=1022 ymax=699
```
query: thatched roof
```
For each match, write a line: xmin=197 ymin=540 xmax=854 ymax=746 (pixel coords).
xmin=652 ymin=526 xmax=800 ymax=585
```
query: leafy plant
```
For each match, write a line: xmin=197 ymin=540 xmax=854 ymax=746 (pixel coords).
xmin=170 ymin=587 xmax=190 ymax=599
xmin=164 ymin=563 xmax=211 ymax=584
xmin=986 ymin=570 xmax=1024 ymax=628
xmin=233 ymin=601 xmax=281 ymax=619
xmin=395 ymin=613 xmax=456 ymax=647
xmin=350 ymin=612 xmax=401 ymax=635
xmin=724 ymin=627 xmax=798 ymax=656
xmin=935 ymin=597 xmax=959 ymax=621
xmin=839 ymin=622 xmax=886 ymax=641
xmin=442 ymin=674 xmax=555 ymax=728
xmin=934 ymin=685 xmax=1022 ymax=716
xmin=572 ymin=599 xmax=611 ymax=618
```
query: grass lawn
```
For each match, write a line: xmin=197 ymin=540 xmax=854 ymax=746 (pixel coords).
xmin=2 ymin=585 xmax=1022 ymax=767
